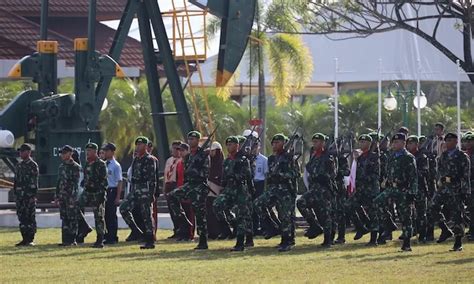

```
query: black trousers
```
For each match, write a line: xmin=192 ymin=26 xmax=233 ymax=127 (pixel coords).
xmin=105 ymin=187 xmax=118 ymax=241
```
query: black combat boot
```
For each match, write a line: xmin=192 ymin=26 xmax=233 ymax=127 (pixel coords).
xmin=305 ymin=221 xmax=324 ymax=239
xmin=335 ymin=224 xmax=346 ymax=244
xmin=76 ymin=226 xmax=93 ymax=244
xmin=140 ymin=234 xmax=156 ymax=249
xmin=377 ymin=231 xmax=387 ymax=245
xmin=437 ymin=222 xmax=454 ymax=243
xmin=467 ymin=224 xmax=474 ymax=242
xmin=15 ymin=232 xmax=27 ymax=247
xmin=418 ymin=226 xmax=427 ymax=244
xmin=23 ymin=233 xmax=35 ymax=246
xmin=320 ymin=230 xmax=332 ymax=248
xmin=278 ymin=235 xmax=292 ymax=252
xmin=194 ymin=235 xmax=208 ymax=250
xmin=60 ymin=234 xmax=77 ymax=247
xmin=244 ymin=233 xmax=254 ymax=247
xmin=353 ymin=218 xmax=369 ymax=240
xmin=231 ymin=235 xmax=245 ymax=252
xmin=91 ymin=235 xmax=105 ymax=248
xmin=400 ymin=237 xmax=412 ymax=252
xmin=451 ymin=236 xmax=463 ymax=251
xmin=125 ymin=223 xmax=144 ymax=242
xmin=217 ymin=220 xmax=232 ymax=240
xmin=366 ymin=231 xmax=378 ymax=246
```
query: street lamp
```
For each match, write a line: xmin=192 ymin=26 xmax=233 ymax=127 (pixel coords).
xmin=383 ymin=82 xmax=428 ymax=128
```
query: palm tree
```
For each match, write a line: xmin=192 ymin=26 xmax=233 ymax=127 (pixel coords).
xmin=207 ymin=0 xmax=313 ymax=152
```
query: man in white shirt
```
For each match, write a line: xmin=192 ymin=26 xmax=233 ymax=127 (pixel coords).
xmin=163 ymin=141 xmax=183 ymax=239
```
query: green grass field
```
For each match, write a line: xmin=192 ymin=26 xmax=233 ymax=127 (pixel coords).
xmin=1 ymin=228 xmax=473 ymax=283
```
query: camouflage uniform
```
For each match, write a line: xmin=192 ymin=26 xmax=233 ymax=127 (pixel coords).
xmin=169 ymin=147 xmax=210 ymax=240
xmin=468 ymin=141 xmax=474 ymax=240
xmin=213 ymin=153 xmax=252 ymax=238
xmin=346 ymin=150 xmax=380 ymax=233
xmin=374 ymin=148 xmax=417 ymax=241
xmin=335 ymin=155 xmax=350 ymax=241
xmin=412 ymin=149 xmax=429 ymax=241
xmin=79 ymin=158 xmax=108 ymax=237
xmin=56 ymin=159 xmax=82 ymax=243
xmin=120 ymin=153 xmax=157 ymax=237
xmin=429 ymin=147 xmax=471 ymax=239
xmin=254 ymin=152 xmax=297 ymax=242
xmin=297 ymin=148 xmax=336 ymax=244
xmin=13 ymin=157 xmax=39 ymax=242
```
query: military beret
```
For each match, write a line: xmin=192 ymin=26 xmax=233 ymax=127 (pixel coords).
xmin=60 ymin=145 xmax=74 ymax=153
xmin=187 ymin=131 xmax=201 ymax=139
xmin=406 ymin=135 xmax=419 ymax=144
xmin=464 ymin=134 xmax=474 ymax=141
xmin=434 ymin=122 xmax=445 ymax=129
xmin=85 ymin=142 xmax=99 ymax=150
xmin=237 ymin=135 xmax=247 ymax=144
xmin=311 ymin=133 xmax=327 ymax=141
xmin=272 ymin=133 xmax=287 ymax=142
xmin=358 ymin=134 xmax=373 ymax=142
xmin=17 ymin=143 xmax=32 ymax=152
xmin=462 ymin=131 xmax=473 ymax=141
xmin=391 ymin=133 xmax=406 ymax=142
xmin=225 ymin=136 xmax=239 ymax=144
xmin=147 ymin=140 xmax=153 ymax=147
xmin=179 ymin=143 xmax=189 ymax=151
xmin=444 ymin=132 xmax=458 ymax=140
xmin=135 ymin=136 xmax=149 ymax=145
xmin=102 ymin=143 xmax=116 ymax=151
xmin=419 ymin=135 xmax=427 ymax=143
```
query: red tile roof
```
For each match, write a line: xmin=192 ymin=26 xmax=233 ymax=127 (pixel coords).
xmin=2 ymin=0 xmax=126 ymax=20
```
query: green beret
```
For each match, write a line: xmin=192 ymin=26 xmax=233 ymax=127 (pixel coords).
xmin=444 ymin=132 xmax=458 ymax=140
xmin=272 ymin=133 xmax=287 ymax=142
xmin=311 ymin=133 xmax=327 ymax=141
xmin=135 ymin=136 xmax=149 ymax=145
xmin=225 ymin=136 xmax=239 ymax=144
xmin=462 ymin=132 xmax=473 ymax=142
xmin=17 ymin=143 xmax=32 ymax=152
xmin=406 ymin=135 xmax=419 ymax=144
xmin=391 ymin=133 xmax=406 ymax=142
xmin=434 ymin=122 xmax=445 ymax=129
xmin=85 ymin=142 xmax=98 ymax=150
xmin=187 ymin=131 xmax=201 ymax=139
xmin=358 ymin=134 xmax=373 ymax=142
xmin=465 ymin=134 xmax=474 ymax=141
xmin=368 ymin=132 xmax=384 ymax=142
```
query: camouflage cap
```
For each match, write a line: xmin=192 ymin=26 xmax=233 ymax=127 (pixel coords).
xmin=135 ymin=136 xmax=149 ymax=145
xmin=85 ymin=142 xmax=99 ymax=150
xmin=358 ymin=134 xmax=373 ymax=142
xmin=187 ymin=131 xmax=201 ymax=139
xmin=391 ymin=133 xmax=406 ymax=142
xmin=60 ymin=145 xmax=74 ymax=153
xmin=311 ymin=133 xmax=327 ymax=141
xmin=368 ymin=132 xmax=384 ymax=142
xmin=272 ymin=133 xmax=288 ymax=142
xmin=406 ymin=135 xmax=419 ymax=144
xmin=444 ymin=132 xmax=458 ymax=140
xmin=225 ymin=136 xmax=239 ymax=144
xmin=17 ymin=143 xmax=32 ymax=152
xmin=237 ymin=135 xmax=247 ymax=144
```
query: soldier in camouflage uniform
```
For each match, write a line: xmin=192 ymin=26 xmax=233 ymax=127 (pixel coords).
xmin=120 ymin=136 xmax=157 ymax=249
xmin=298 ymin=133 xmax=336 ymax=248
xmin=346 ymin=134 xmax=380 ymax=245
xmin=334 ymin=150 xmax=350 ymax=244
xmin=374 ymin=133 xmax=418 ymax=251
xmin=169 ymin=131 xmax=210 ymax=250
xmin=78 ymin=142 xmax=108 ymax=248
xmin=255 ymin=133 xmax=298 ymax=252
xmin=13 ymin=144 xmax=39 ymax=246
xmin=213 ymin=136 xmax=253 ymax=251
xmin=406 ymin=136 xmax=430 ymax=243
xmin=464 ymin=134 xmax=474 ymax=242
xmin=428 ymin=133 xmax=471 ymax=251
xmin=55 ymin=145 xmax=82 ymax=246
